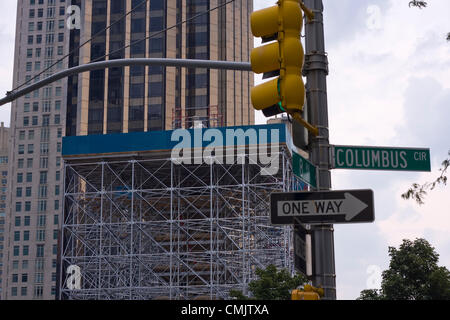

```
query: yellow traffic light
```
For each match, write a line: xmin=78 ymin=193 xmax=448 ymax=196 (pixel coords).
xmin=291 ymin=285 xmax=323 ymax=300
xmin=250 ymin=0 xmax=318 ymax=136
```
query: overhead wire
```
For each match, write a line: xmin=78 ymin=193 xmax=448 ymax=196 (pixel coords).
xmin=12 ymin=0 xmax=150 ymax=93
xmin=90 ymin=0 xmax=236 ymax=64
xmin=12 ymin=0 xmax=237 ymax=94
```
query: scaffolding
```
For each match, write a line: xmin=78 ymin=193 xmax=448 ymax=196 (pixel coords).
xmin=59 ymin=141 xmax=303 ymax=300
xmin=172 ymin=105 xmax=224 ymax=129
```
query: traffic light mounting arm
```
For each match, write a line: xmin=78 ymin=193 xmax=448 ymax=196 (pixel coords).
xmin=300 ymin=1 xmax=315 ymax=22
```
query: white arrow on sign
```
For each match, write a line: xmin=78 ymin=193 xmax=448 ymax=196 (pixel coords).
xmin=277 ymin=192 xmax=368 ymax=221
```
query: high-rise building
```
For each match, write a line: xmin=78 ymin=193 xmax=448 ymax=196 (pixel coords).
xmin=0 ymin=123 xmax=10 ymax=299
xmin=2 ymin=0 xmax=69 ymax=300
xmin=2 ymin=0 xmax=253 ymax=300
xmin=66 ymin=0 xmax=253 ymax=136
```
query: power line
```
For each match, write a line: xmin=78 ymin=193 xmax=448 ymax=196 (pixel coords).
xmin=90 ymin=0 xmax=236 ymax=64
xmin=12 ymin=0 xmax=236 ymax=94
xmin=12 ymin=0 xmax=149 ymax=93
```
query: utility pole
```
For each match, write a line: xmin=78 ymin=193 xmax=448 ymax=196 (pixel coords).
xmin=303 ymin=0 xmax=336 ymax=300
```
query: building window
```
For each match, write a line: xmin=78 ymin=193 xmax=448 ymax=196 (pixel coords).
xmin=34 ymin=285 xmax=43 ymax=298
xmin=38 ymin=215 xmax=46 ymax=227
xmin=38 ymin=200 xmax=47 ymax=213
xmin=35 ymin=259 xmax=44 ymax=271
xmin=36 ymin=230 xmax=45 ymax=242
xmin=36 ymin=244 xmax=44 ymax=257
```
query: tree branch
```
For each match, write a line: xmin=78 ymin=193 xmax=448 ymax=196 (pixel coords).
xmin=402 ymin=151 xmax=449 ymax=205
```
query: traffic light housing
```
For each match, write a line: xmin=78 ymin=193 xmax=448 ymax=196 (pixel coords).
xmin=291 ymin=285 xmax=324 ymax=300
xmin=250 ymin=0 xmax=317 ymax=136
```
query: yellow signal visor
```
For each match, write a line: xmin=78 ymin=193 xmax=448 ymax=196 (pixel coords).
xmin=251 ymin=78 xmax=280 ymax=110
xmin=250 ymin=5 xmax=279 ymax=38
xmin=250 ymin=42 xmax=280 ymax=74
xmin=281 ymin=74 xmax=305 ymax=112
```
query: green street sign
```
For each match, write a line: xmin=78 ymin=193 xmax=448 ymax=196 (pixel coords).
xmin=292 ymin=151 xmax=317 ymax=188
xmin=332 ymin=145 xmax=431 ymax=172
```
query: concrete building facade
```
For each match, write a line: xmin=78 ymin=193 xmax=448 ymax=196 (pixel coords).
xmin=2 ymin=0 xmax=70 ymax=300
xmin=0 ymin=123 xmax=10 ymax=299
xmin=2 ymin=0 xmax=253 ymax=300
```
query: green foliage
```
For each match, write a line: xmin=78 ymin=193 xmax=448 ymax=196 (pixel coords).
xmin=408 ymin=1 xmax=450 ymax=42
xmin=229 ymin=264 xmax=307 ymax=300
xmin=402 ymin=151 xmax=449 ymax=205
xmin=357 ymin=289 xmax=384 ymax=300
xmin=358 ymin=238 xmax=450 ymax=300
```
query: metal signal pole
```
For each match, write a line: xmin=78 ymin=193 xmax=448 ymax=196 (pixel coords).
xmin=303 ymin=0 xmax=336 ymax=299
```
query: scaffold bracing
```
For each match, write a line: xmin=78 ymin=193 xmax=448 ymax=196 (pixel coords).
xmin=59 ymin=146 xmax=303 ymax=300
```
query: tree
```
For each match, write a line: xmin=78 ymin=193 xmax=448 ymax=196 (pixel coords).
xmin=229 ymin=264 xmax=308 ymax=300
xmin=357 ymin=289 xmax=383 ymax=300
xmin=402 ymin=151 xmax=449 ymax=205
xmin=358 ymin=238 xmax=450 ymax=300
xmin=408 ymin=1 xmax=449 ymax=41
xmin=408 ymin=0 xmax=427 ymax=9
xmin=402 ymin=2 xmax=449 ymax=204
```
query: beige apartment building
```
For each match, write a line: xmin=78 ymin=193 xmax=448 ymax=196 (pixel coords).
xmin=0 ymin=123 xmax=10 ymax=299
xmin=2 ymin=0 xmax=253 ymax=300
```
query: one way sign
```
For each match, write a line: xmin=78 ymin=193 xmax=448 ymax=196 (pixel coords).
xmin=270 ymin=189 xmax=374 ymax=225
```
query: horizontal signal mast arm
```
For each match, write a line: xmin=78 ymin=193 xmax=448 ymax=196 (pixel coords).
xmin=0 ymin=58 xmax=252 ymax=107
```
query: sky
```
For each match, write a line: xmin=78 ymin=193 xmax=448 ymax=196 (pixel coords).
xmin=254 ymin=0 xmax=450 ymax=300
xmin=0 ymin=0 xmax=449 ymax=300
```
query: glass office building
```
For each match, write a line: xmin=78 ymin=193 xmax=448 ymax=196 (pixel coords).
xmin=66 ymin=0 xmax=254 ymax=136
